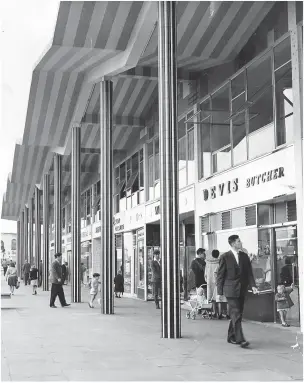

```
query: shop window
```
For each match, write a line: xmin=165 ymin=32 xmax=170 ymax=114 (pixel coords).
xmin=275 ymin=38 xmax=293 ymax=147
xmin=274 ymin=202 xmax=287 ymax=223
xmin=231 ymin=207 xmax=246 ymax=228
xmin=247 ymin=55 xmax=274 ymax=159
xmin=148 ymin=155 xmax=154 ymax=200
xmin=211 ymin=84 xmax=231 ymax=173
xmin=216 ymin=228 xmax=258 ymax=259
xmin=245 ymin=205 xmax=257 ymax=226
xmin=255 ymin=229 xmax=273 ymax=291
xmin=199 ymin=98 xmax=212 ymax=179
xmin=210 ymin=213 xmax=221 ymax=232
xmin=232 ymin=112 xmax=247 ymax=165
xmin=287 ymin=200 xmax=297 ymax=222
xmin=187 ymin=127 xmax=195 ymax=184
xmin=257 ymin=204 xmax=272 ymax=226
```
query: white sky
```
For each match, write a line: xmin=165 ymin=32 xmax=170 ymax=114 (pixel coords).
xmin=0 ymin=0 xmax=59 ymax=233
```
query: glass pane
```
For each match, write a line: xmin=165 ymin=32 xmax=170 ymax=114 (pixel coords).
xmin=275 ymin=62 xmax=293 ymax=146
xmin=212 ymin=146 xmax=231 ymax=173
xmin=257 ymin=204 xmax=271 ymax=226
xmin=178 ymin=118 xmax=186 ymax=139
xmin=231 ymin=207 xmax=246 ymax=228
xmin=231 ymin=71 xmax=245 ymax=99
xmin=274 ymin=37 xmax=291 ymax=70
xmin=199 ymin=118 xmax=211 ymax=179
xmin=274 ymin=202 xmax=287 ymax=223
xmin=155 ymin=153 xmax=160 ymax=181
xmin=211 ymin=84 xmax=231 ymax=152
xmin=148 ymin=156 xmax=154 ymax=200
xmin=232 ymin=112 xmax=247 ymax=165
xmin=140 ymin=149 xmax=143 ymax=162
xmin=155 ymin=137 xmax=159 ymax=155
xmin=119 ymin=163 xmax=125 ymax=182
xmin=275 ymin=226 xmax=299 ymax=326
xmin=123 ymin=232 xmax=133 ymax=294
xmin=178 ymin=136 xmax=187 ymax=170
xmin=139 ymin=161 xmax=144 ymax=188
xmin=254 ymin=229 xmax=273 ymax=291
xmin=247 ymin=56 xmax=274 ymax=159
xmin=132 ymin=153 xmax=139 ymax=172
xmin=187 ymin=129 xmax=195 ymax=184
xmin=147 ymin=141 xmax=153 ymax=157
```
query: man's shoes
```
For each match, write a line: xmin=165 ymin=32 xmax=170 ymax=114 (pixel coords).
xmin=240 ymin=341 xmax=250 ymax=348
xmin=227 ymin=338 xmax=238 ymax=345
xmin=62 ymin=303 xmax=71 ymax=307
xmin=50 ymin=305 xmax=57 ymax=308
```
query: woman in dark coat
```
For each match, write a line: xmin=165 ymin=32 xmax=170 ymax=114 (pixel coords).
xmin=114 ymin=270 xmax=124 ymax=298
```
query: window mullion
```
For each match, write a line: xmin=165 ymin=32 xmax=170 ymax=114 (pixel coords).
xmin=272 ymin=48 xmax=278 ymax=148
xmin=229 ymin=80 xmax=234 ymax=167
xmin=245 ymin=69 xmax=250 ymax=161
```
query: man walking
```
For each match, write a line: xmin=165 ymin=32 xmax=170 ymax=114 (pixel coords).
xmin=2 ymin=259 xmax=8 ymax=276
xmin=61 ymin=262 xmax=67 ymax=285
xmin=38 ymin=260 xmax=43 ymax=287
xmin=217 ymin=235 xmax=258 ymax=348
xmin=151 ymin=250 xmax=161 ymax=309
xmin=22 ymin=260 xmax=31 ymax=285
xmin=50 ymin=253 xmax=71 ymax=308
xmin=191 ymin=248 xmax=207 ymax=290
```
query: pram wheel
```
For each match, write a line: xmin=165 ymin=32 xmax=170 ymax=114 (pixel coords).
xmin=190 ymin=312 xmax=196 ymax=320
xmin=186 ymin=312 xmax=190 ymax=319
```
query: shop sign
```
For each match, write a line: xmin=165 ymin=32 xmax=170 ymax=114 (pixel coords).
xmin=145 ymin=201 xmax=160 ymax=223
xmin=203 ymin=167 xmax=285 ymax=201
xmin=197 ymin=146 xmax=295 ymax=215
xmin=95 ymin=225 xmax=101 ymax=234
xmin=113 ymin=217 xmax=124 ymax=232
xmin=124 ymin=205 xmax=145 ymax=230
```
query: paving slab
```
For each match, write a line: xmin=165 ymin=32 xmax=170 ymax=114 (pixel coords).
xmin=1 ymin=278 xmax=303 ymax=381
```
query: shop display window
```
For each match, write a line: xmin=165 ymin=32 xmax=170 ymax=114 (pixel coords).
xmin=256 ymin=229 xmax=273 ymax=291
xmin=123 ymin=232 xmax=133 ymax=294
xmin=257 ymin=204 xmax=272 ymax=226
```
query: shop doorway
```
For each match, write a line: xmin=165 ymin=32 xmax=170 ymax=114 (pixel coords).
xmin=274 ymin=225 xmax=300 ymax=327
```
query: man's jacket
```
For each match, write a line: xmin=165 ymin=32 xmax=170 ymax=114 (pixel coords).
xmin=50 ymin=260 xmax=62 ymax=284
xmin=216 ymin=250 xmax=256 ymax=298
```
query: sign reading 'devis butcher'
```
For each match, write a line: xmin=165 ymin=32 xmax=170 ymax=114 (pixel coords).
xmin=203 ymin=167 xmax=285 ymax=201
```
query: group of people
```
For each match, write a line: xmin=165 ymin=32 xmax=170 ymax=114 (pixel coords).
xmin=150 ymin=234 xmax=294 ymax=348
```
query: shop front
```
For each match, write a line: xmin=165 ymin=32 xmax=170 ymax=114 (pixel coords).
xmin=114 ymin=206 xmax=146 ymax=299
xmin=196 ymin=146 xmax=300 ymax=325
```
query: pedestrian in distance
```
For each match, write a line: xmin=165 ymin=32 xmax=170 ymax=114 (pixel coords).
xmin=114 ymin=270 xmax=124 ymax=298
xmin=275 ymin=283 xmax=294 ymax=327
xmin=2 ymin=259 xmax=8 ymax=276
xmin=191 ymin=248 xmax=207 ymax=298
xmin=217 ymin=235 xmax=258 ymax=348
xmin=23 ymin=260 xmax=31 ymax=285
xmin=30 ymin=265 xmax=39 ymax=295
xmin=5 ymin=261 xmax=18 ymax=295
xmin=205 ymin=249 xmax=227 ymax=319
xmin=50 ymin=252 xmax=71 ymax=308
xmin=88 ymin=273 xmax=101 ymax=308
xmin=151 ymin=250 xmax=161 ymax=309
xmin=38 ymin=260 xmax=43 ymax=287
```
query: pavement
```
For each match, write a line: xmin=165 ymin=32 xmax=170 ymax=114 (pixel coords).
xmin=1 ymin=277 xmax=303 ymax=382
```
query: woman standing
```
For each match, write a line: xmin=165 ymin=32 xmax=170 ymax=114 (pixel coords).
xmin=5 ymin=262 xmax=18 ymax=295
xmin=205 ymin=250 xmax=227 ymax=319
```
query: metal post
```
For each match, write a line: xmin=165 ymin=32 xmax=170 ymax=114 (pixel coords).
xmin=17 ymin=219 xmax=21 ymax=277
xmin=71 ymin=125 xmax=81 ymax=302
xmin=54 ymin=154 xmax=62 ymax=254
xmin=20 ymin=211 xmax=24 ymax=275
xmin=158 ymin=1 xmax=181 ymax=338
xmin=24 ymin=206 xmax=29 ymax=265
xmin=288 ymin=1 xmax=303 ymax=332
xmin=43 ymin=174 xmax=50 ymax=291
xmin=35 ymin=187 xmax=41 ymax=268
xmin=100 ymin=80 xmax=114 ymax=314
xmin=29 ymin=198 xmax=34 ymax=265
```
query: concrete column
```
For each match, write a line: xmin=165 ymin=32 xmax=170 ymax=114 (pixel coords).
xmin=35 ymin=187 xmax=41 ymax=268
xmin=24 ymin=206 xmax=29 ymax=265
xmin=29 ymin=197 xmax=34 ymax=265
xmin=54 ymin=154 xmax=62 ymax=254
xmin=17 ymin=219 xmax=21 ymax=277
xmin=43 ymin=174 xmax=50 ymax=291
xmin=100 ymin=80 xmax=114 ymax=314
xmin=288 ymin=2 xmax=304 ymax=331
xmin=71 ymin=125 xmax=81 ymax=302
xmin=158 ymin=1 xmax=181 ymax=338
xmin=19 ymin=212 xmax=24 ymax=275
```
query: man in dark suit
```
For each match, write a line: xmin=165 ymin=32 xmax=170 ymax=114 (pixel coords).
xmin=61 ymin=262 xmax=67 ymax=285
xmin=217 ymin=235 xmax=258 ymax=348
xmin=50 ymin=253 xmax=71 ymax=308
xmin=151 ymin=250 xmax=161 ymax=309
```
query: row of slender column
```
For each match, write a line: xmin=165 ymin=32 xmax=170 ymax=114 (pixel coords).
xmin=15 ymin=1 xmax=180 ymax=338
xmin=29 ymin=198 xmax=34 ymax=265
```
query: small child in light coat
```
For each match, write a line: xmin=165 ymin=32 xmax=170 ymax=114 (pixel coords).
xmin=275 ymin=284 xmax=294 ymax=327
xmin=88 ymin=273 xmax=101 ymax=308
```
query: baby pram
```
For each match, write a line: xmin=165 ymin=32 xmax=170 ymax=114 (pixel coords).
xmin=185 ymin=284 xmax=214 ymax=320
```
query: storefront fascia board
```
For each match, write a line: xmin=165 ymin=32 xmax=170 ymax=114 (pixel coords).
xmin=196 ymin=146 xmax=296 ymax=216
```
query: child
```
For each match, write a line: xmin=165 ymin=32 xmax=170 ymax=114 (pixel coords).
xmin=275 ymin=284 xmax=294 ymax=327
xmin=30 ymin=265 xmax=39 ymax=295
xmin=114 ymin=270 xmax=124 ymax=298
xmin=88 ymin=273 xmax=100 ymax=308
